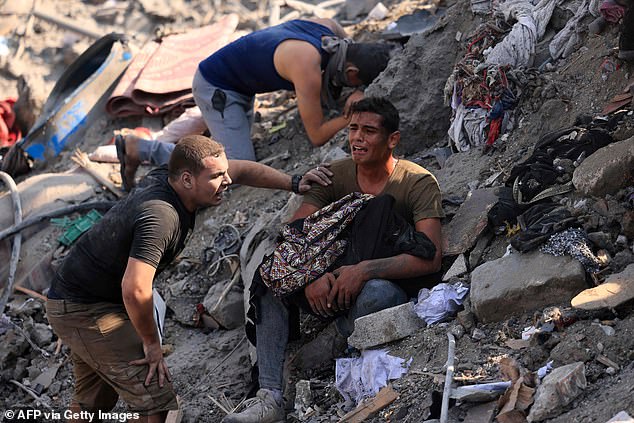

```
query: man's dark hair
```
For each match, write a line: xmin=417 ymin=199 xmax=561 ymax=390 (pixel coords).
xmin=350 ymin=97 xmax=400 ymax=134
xmin=168 ymin=135 xmax=224 ymax=180
xmin=346 ymin=43 xmax=393 ymax=85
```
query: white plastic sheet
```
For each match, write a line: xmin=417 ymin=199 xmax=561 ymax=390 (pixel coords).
xmin=414 ymin=282 xmax=470 ymax=325
xmin=335 ymin=349 xmax=411 ymax=404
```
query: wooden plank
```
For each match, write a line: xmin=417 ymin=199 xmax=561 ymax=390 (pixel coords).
xmin=338 ymin=386 xmax=398 ymax=423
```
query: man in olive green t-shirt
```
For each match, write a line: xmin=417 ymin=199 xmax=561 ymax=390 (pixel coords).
xmin=224 ymin=97 xmax=444 ymax=423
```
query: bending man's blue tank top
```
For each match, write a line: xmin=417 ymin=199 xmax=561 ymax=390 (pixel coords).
xmin=198 ymin=20 xmax=334 ymax=96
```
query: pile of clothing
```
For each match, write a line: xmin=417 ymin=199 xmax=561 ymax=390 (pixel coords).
xmin=446 ymin=0 xmax=598 ymax=151
xmin=488 ymin=125 xmax=615 ymax=261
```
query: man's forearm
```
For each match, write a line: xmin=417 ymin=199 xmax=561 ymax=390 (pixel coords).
xmin=229 ymin=160 xmax=293 ymax=191
xmin=307 ymin=115 xmax=350 ymax=146
xmin=359 ymin=253 xmax=441 ymax=281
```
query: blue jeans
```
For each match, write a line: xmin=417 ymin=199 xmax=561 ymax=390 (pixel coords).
xmin=256 ymin=279 xmax=408 ymax=391
xmin=137 ymin=69 xmax=256 ymax=163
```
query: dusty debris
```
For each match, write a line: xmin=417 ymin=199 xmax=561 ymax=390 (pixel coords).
xmin=2 ymin=0 xmax=634 ymax=421
xmin=527 ymin=362 xmax=586 ymax=422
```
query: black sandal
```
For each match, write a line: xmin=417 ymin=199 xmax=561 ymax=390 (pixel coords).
xmin=115 ymin=134 xmax=130 ymax=191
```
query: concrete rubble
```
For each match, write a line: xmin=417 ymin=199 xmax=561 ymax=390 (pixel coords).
xmin=470 ymin=251 xmax=587 ymax=322
xmin=348 ymin=301 xmax=423 ymax=350
xmin=527 ymin=362 xmax=587 ymax=422
xmin=0 ymin=0 xmax=634 ymax=421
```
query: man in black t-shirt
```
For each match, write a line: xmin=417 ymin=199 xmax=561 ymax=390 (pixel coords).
xmin=46 ymin=135 xmax=325 ymax=422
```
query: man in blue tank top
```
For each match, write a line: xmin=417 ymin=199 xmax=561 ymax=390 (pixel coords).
xmin=116 ymin=18 xmax=393 ymax=191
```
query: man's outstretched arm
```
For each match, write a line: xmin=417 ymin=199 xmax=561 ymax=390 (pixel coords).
xmin=228 ymin=160 xmax=331 ymax=193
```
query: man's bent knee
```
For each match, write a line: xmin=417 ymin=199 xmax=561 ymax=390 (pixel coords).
xmin=354 ymin=278 xmax=408 ymax=314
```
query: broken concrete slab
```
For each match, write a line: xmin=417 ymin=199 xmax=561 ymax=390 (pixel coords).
xmin=441 ymin=188 xmax=500 ymax=256
xmin=471 ymin=251 xmax=587 ymax=323
xmin=571 ymin=264 xmax=634 ymax=310
xmin=345 ymin=0 xmax=377 ymax=19
xmin=572 ymin=136 xmax=634 ymax=197
xmin=443 ymin=254 xmax=468 ymax=281
xmin=348 ymin=302 xmax=423 ymax=350
xmin=29 ymin=322 xmax=53 ymax=347
xmin=527 ymin=362 xmax=586 ymax=422
xmin=31 ymin=363 xmax=61 ymax=393
xmin=464 ymin=401 xmax=497 ymax=423
xmin=202 ymin=279 xmax=244 ymax=330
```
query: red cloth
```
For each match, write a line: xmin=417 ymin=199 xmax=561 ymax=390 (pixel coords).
xmin=486 ymin=117 xmax=502 ymax=145
xmin=600 ymin=0 xmax=626 ymax=23
xmin=0 ymin=98 xmax=21 ymax=148
xmin=106 ymin=15 xmax=239 ymax=117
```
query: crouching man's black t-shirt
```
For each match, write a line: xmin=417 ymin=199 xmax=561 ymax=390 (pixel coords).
xmin=49 ymin=167 xmax=195 ymax=304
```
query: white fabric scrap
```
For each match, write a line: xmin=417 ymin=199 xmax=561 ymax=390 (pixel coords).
xmin=537 ymin=360 xmax=554 ymax=379
xmin=448 ymin=104 xmax=488 ymax=152
xmin=335 ymin=349 xmax=411 ymax=404
xmin=485 ymin=14 xmax=538 ymax=67
xmin=414 ymin=282 xmax=470 ymax=325
xmin=549 ymin=0 xmax=589 ymax=59
xmin=152 ymin=106 xmax=207 ymax=143
xmin=588 ymin=0 xmax=601 ymax=16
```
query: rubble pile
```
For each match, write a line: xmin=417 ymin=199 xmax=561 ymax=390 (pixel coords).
xmin=0 ymin=0 xmax=633 ymax=421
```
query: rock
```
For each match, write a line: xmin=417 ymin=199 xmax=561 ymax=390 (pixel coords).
xmin=48 ymin=381 xmax=62 ymax=396
xmin=616 ymin=235 xmax=629 ymax=248
xmin=527 ymin=362 xmax=586 ymax=422
xmin=587 ymin=231 xmax=613 ymax=251
xmin=441 ymin=189 xmax=498 ymax=256
xmin=471 ymin=251 xmax=586 ymax=323
xmin=450 ymin=323 xmax=465 ymax=340
xmin=348 ymin=302 xmax=423 ymax=350
xmin=549 ymin=338 xmax=593 ymax=365
xmin=30 ymin=323 xmax=53 ymax=347
xmin=13 ymin=357 xmax=28 ymax=381
xmin=572 ymin=137 xmax=634 ymax=197
xmin=457 ymin=309 xmax=476 ymax=331
xmin=345 ymin=0 xmax=377 ymax=19
xmin=5 ymin=296 xmax=44 ymax=318
xmin=471 ymin=328 xmax=486 ymax=341
xmin=0 ymin=327 xmax=29 ymax=372
xmin=202 ymin=280 xmax=245 ymax=330
xmin=464 ymin=401 xmax=497 ymax=423
xmin=367 ymin=2 xmax=388 ymax=20
xmin=443 ymin=254 xmax=468 ymax=281
xmin=571 ymin=264 xmax=634 ymax=310
xmin=612 ymin=250 xmax=634 ymax=271
xmin=622 ymin=210 xmax=634 ymax=239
